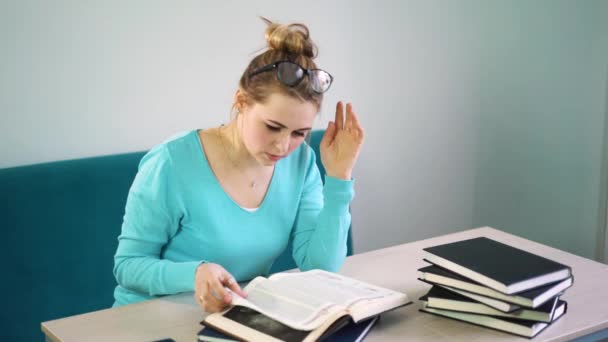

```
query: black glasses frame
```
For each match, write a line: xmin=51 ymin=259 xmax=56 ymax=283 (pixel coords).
xmin=249 ymin=60 xmax=333 ymax=94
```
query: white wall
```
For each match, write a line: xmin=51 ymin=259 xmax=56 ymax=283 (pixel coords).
xmin=345 ymin=1 xmax=482 ymax=251
xmin=0 ymin=0 xmax=366 ymax=167
xmin=2 ymin=1 xmax=607 ymax=258
xmin=472 ymin=0 xmax=608 ymax=260
xmin=600 ymin=66 xmax=608 ymax=262
xmin=593 ymin=0 xmax=608 ymax=263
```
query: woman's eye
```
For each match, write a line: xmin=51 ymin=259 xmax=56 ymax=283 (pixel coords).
xmin=292 ymin=131 xmax=306 ymax=137
xmin=266 ymin=124 xmax=281 ymax=132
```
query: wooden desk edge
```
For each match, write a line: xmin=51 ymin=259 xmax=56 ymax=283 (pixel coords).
xmin=41 ymin=322 xmax=60 ymax=342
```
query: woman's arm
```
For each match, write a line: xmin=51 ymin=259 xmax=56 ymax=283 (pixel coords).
xmin=291 ymin=101 xmax=364 ymax=272
xmin=113 ymin=145 xmax=201 ymax=296
xmin=291 ymin=149 xmax=354 ymax=272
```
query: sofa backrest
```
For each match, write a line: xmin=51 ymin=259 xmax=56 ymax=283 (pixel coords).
xmin=1 ymin=151 xmax=145 ymax=341
xmin=0 ymin=129 xmax=352 ymax=342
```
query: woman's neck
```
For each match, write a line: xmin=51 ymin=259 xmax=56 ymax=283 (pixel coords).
xmin=219 ymin=119 xmax=267 ymax=172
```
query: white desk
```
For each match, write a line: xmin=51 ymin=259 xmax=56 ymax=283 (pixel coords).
xmin=42 ymin=227 xmax=608 ymax=341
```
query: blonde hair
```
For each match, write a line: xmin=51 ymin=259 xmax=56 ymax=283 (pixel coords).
xmin=236 ymin=18 xmax=324 ymax=111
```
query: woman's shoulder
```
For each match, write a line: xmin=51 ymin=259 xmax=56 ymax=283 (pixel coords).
xmin=139 ymin=130 xmax=200 ymax=167
xmin=159 ymin=129 xmax=199 ymax=151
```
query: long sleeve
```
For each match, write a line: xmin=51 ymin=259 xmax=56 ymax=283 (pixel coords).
xmin=113 ymin=146 xmax=201 ymax=296
xmin=291 ymin=149 xmax=354 ymax=272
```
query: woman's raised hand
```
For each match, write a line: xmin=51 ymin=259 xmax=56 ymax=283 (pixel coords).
xmin=320 ymin=102 xmax=365 ymax=180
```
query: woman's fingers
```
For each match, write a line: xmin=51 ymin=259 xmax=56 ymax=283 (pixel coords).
xmin=350 ymin=110 xmax=364 ymax=139
xmin=198 ymin=282 xmax=221 ymax=312
xmin=212 ymin=279 xmax=232 ymax=303
xmin=194 ymin=263 xmax=244 ymax=313
xmin=195 ymin=290 xmax=205 ymax=310
xmin=337 ymin=102 xmax=358 ymax=132
xmin=223 ymin=275 xmax=247 ymax=298
xmin=345 ymin=103 xmax=354 ymax=131
xmin=335 ymin=101 xmax=344 ymax=130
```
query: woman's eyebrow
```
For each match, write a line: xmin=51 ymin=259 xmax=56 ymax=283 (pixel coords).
xmin=267 ymin=120 xmax=312 ymax=131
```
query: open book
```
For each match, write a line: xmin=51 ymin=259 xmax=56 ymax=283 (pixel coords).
xmin=202 ymin=270 xmax=410 ymax=342
xmin=198 ymin=316 xmax=379 ymax=342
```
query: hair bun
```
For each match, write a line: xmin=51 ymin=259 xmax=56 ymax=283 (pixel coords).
xmin=263 ymin=18 xmax=317 ymax=58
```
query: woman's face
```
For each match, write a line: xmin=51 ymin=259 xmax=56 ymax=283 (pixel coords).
xmin=240 ymin=93 xmax=317 ymax=166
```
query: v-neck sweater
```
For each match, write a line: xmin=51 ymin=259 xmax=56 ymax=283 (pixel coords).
xmin=113 ymin=130 xmax=354 ymax=305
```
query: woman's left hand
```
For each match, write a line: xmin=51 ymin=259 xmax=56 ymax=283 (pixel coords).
xmin=320 ymin=102 xmax=365 ymax=180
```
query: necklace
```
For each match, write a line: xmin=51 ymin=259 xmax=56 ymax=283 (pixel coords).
xmin=217 ymin=125 xmax=258 ymax=189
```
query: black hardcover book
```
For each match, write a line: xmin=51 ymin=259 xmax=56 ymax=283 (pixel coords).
xmin=418 ymin=264 xmax=573 ymax=308
xmin=423 ymin=237 xmax=572 ymax=294
xmin=420 ymin=286 xmax=566 ymax=322
xmin=198 ymin=326 xmax=235 ymax=342
xmin=420 ymin=299 xmax=568 ymax=338
xmin=326 ymin=316 xmax=378 ymax=342
xmin=419 ymin=279 xmax=521 ymax=313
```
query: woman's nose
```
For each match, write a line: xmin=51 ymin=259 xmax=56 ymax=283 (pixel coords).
xmin=274 ymin=133 xmax=290 ymax=153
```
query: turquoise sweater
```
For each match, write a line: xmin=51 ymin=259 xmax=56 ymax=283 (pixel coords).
xmin=113 ymin=130 xmax=354 ymax=306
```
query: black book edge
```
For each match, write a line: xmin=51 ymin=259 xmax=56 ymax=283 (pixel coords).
xmin=422 ymin=237 xmax=572 ymax=294
xmin=546 ymin=296 xmax=559 ymax=322
xmin=198 ymin=326 xmax=237 ymax=342
xmin=198 ymin=314 xmax=381 ymax=342
xmin=319 ymin=315 xmax=380 ymax=342
xmin=421 ymin=300 xmax=564 ymax=324
xmin=419 ymin=286 xmax=564 ymax=323
xmin=202 ymin=306 xmax=314 ymax=342
xmin=316 ymin=315 xmax=353 ymax=341
xmin=420 ymin=261 xmax=574 ymax=307
xmin=199 ymin=324 xmax=244 ymax=342
xmin=551 ymin=300 xmax=568 ymax=321
xmin=418 ymin=285 xmax=523 ymax=313
xmin=419 ymin=301 xmax=568 ymax=339
xmin=417 ymin=279 xmax=521 ymax=313
xmin=421 ymin=259 xmax=512 ymax=292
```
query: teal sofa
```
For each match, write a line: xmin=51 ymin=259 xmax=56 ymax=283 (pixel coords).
xmin=0 ymin=130 xmax=353 ymax=341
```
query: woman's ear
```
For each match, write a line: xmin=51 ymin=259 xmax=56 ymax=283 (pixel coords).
xmin=233 ymin=89 xmax=250 ymax=114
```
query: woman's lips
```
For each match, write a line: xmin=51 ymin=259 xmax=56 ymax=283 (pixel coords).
xmin=266 ymin=153 xmax=282 ymax=161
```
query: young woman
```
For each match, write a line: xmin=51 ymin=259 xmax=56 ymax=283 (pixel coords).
xmin=112 ymin=19 xmax=364 ymax=313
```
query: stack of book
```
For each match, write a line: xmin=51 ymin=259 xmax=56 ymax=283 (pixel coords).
xmin=418 ymin=237 xmax=573 ymax=338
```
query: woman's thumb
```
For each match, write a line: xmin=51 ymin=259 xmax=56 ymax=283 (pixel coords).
xmin=321 ymin=121 xmax=335 ymax=147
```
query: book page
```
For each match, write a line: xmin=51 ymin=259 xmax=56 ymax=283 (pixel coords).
xmin=270 ymin=270 xmax=394 ymax=306
xmin=230 ymin=270 xmax=408 ymax=331
xmin=231 ymin=277 xmax=343 ymax=331
xmin=271 ymin=270 xmax=409 ymax=322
